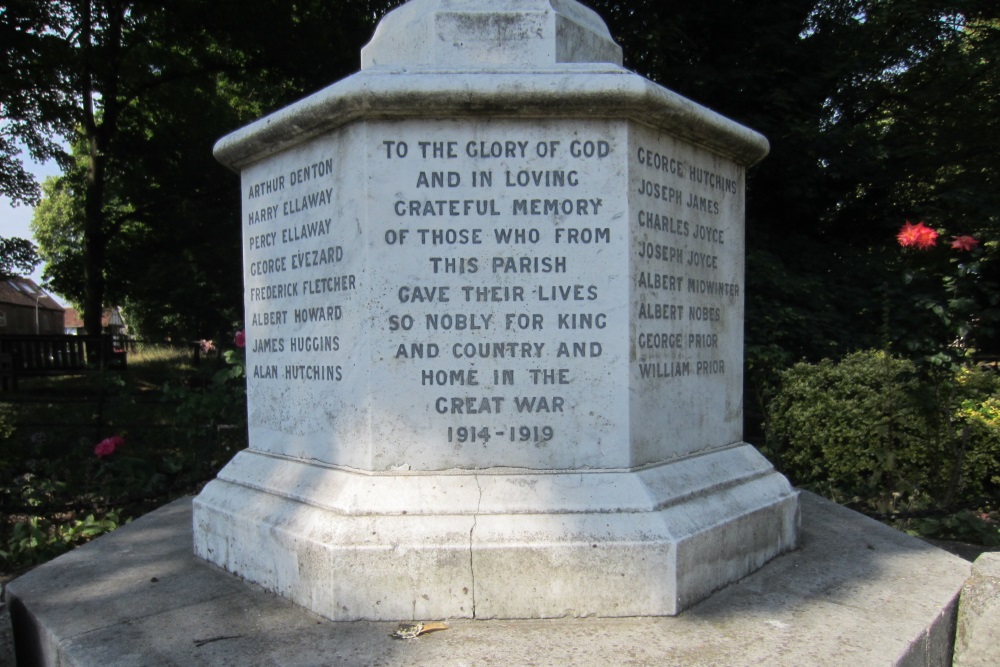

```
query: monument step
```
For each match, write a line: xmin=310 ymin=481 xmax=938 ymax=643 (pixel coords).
xmin=5 ymin=491 xmax=970 ymax=666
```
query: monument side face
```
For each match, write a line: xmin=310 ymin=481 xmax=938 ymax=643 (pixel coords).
xmin=195 ymin=0 xmax=798 ymax=621
xmin=628 ymin=124 xmax=746 ymax=465
xmin=241 ymin=125 xmax=371 ymax=468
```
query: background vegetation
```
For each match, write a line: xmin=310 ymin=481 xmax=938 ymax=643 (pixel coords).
xmin=1 ymin=344 xmax=245 ymax=572
xmin=1 ymin=0 xmax=998 ymax=559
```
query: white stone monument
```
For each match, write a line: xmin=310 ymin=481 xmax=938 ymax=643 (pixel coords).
xmin=194 ymin=0 xmax=799 ymax=620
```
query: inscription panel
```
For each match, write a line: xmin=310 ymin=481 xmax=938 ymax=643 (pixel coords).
xmin=366 ymin=119 xmax=629 ymax=470
xmin=240 ymin=126 xmax=369 ymax=466
xmin=628 ymin=124 xmax=745 ymax=463
xmin=238 ymin=118 xmax=746 ymax=471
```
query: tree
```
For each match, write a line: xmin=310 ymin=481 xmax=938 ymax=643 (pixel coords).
xmin=20 ymin=0 xmax=400 ymax=339
xmin=807 ymin=6 xmax=1000 ymax=360
xmin=0 ymin=236 xmax=40 ymax=278
xmin=585 ymin=1 xmax=1000 ymax=440
xmin=15 ymin=0 xmax=998 ymax=360
xmin=3 ymin=1 xmax=190 ymax=333
xmin=0 ymin=1 xmax=74 ymax=205
xmin=31 ymin=174 xmax=85 ymax=304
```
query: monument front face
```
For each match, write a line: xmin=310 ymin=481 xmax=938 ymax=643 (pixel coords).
xmin=196 ymin=0 xmax=798 ymax=621
xmin=241 ymin=119 xmax=744 ymax=472
xmin=243 ymin=119 xmax=628 ymax=471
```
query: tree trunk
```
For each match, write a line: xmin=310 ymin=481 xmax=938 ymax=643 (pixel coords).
xmin=79 ymin=0 xmax=111 ymax=337
xmin=82 ymin=145 xmax=106 ymax=336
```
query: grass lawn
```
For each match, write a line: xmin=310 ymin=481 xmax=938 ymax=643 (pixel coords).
xmin=0 ymin=344 xmax=246 ymax=578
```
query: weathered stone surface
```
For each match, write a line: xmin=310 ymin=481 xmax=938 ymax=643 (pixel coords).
xmin=360 ymin=0 xmax=623 ymax=69
xmin=953 ymin=552 xmax=1000 ymax=667
xmin=0 ymin=585 xmax=14 ymax=667
xmin=212 ymin=69 xmax=769 ymax=172
xmin=194 ymin=0 xmax=798 ymax=620
xmin=195 ymin=446 xmax=798 ymax=619
xmin=5 ymin=494 xmax=973 ymax=666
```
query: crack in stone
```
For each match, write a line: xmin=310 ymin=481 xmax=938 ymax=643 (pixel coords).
xmin=470 ymin=474 xmax=482 ymax=618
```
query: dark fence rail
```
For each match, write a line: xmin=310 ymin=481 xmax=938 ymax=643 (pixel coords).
xmin=0 ymin=334 xmax=127 ymax=390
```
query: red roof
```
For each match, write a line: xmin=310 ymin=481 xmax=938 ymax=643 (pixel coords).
xmin=64 ymin=307 xmax=123 ymax=329
xmin=63 ymin=308 xmax=84 ymax=328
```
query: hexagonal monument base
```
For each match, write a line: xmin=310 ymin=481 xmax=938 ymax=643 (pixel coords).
xmin=195 ymin=0 xmax=801 ymax=622
xmin=193 ymin=444 xmax=798 ymax=620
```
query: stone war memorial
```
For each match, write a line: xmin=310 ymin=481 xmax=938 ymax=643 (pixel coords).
xmin=193 ymin=0 xmax=800 ymax=620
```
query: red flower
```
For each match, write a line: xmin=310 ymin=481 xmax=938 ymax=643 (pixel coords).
xmin=951 ymin=235 xmax=979 ymax=251
xmin=897 ymin=221 xmax=938 ymax=249
xmin=234 ymin=330 xmax=246 ymax=348
xmin=95 ymin=435 xmax=125 ymax=458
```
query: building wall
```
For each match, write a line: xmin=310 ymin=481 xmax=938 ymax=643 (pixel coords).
xmin=0 ymin=304 xmax=65 ymax=335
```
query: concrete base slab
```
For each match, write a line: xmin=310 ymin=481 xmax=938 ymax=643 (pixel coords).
xmin=4 ymin=492 xmax=970 ymax=666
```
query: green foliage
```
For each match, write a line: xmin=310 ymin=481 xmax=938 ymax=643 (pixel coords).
xmin=0 ymin=403 xmax=15 ymax=442
xmin=766 ymin=350 xmax=1000 ymax=516
xmin=163 ymin=378 xmax=245 ymax=447
xmin=152 ymin=339 xmax=248 ymax=467
xmin=0 ymin=512 xmax=121 ymax=570
xmin=166 ymin=348 xmax=245 ymax=426
xmin=0 ymin=235 xmax=41 ymax=278
xmin=0 ymin=1 xmax=75 ymax=205
xmin=31 ymin=174 xmax=85 ymax=303
xmin=889 ymin=234 xmax=1000 ymax=367
xmin=766 ymin=351 xmax=925 ymax=505
xmin=0 ymin=433 xmax=127 ymax=571
xmin=0 ymin=345 xmax=245 ymax=574
xmin=909 ymin=510 xmax=1000 ymax=547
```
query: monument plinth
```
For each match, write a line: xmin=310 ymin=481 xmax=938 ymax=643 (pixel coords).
xmin=194 ymin=0 xmax=799 ymax=620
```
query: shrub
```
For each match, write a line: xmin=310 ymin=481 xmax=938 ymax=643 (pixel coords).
xmin=950 ymin=368 xmax=1000 ymax=498
xmin=766 ymin=350 xmax=1000 ymax=516
xmin=1 ymin=512 xmax=121 ymax=570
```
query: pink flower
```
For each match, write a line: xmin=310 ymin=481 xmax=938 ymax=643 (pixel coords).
xmin=95 ymin=435 xmax=125 ymax=458
xmin=199 ymin=339 xmax=216 ymax=354
xmin=234 ymin=330 xmax=246 ymax=348
xmin=951 ymin=235 xmax=979 ymax=251
xmin=897 ymin=221 xmax=938 ymax=249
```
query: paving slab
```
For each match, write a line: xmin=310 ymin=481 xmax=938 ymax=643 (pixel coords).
xmin=4 ymin=491 xmax=971 ymax=666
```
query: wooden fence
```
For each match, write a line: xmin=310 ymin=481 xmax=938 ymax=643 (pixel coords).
xmin=0 ymin=334 xmax=127 ymax=390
